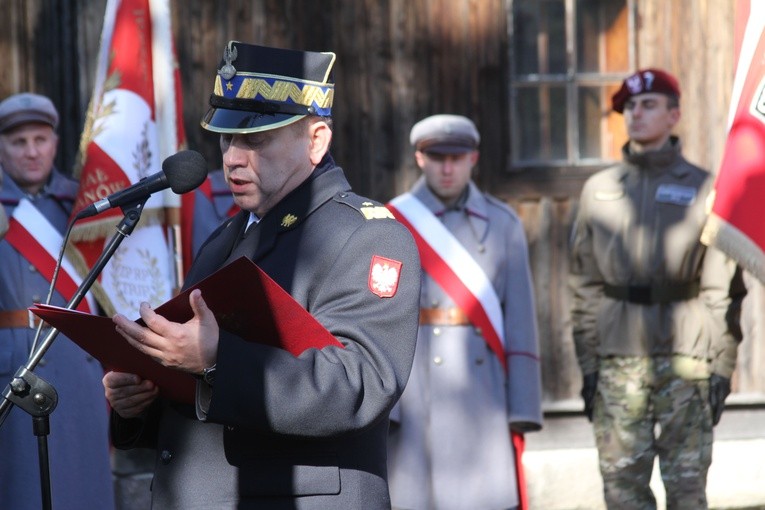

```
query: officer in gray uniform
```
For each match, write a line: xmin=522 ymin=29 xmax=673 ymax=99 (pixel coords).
xmin=387 ymin=114 xmax=543 ymax=510
xmin=103 ymin=42 xmax=421 ymax=509
xmin=0 ymin=93 xmax=115 ymax=509
xmin=569 ymin=69 xmax=740 ymax=509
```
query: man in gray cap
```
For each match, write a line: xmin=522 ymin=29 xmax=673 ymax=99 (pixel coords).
xmin=386 ymin=114 xmax=543 ymax=510
xmin=0 ymin=92 xmax=115 ymax=509
xmin=102 ymin=41 xmax=421 ymax=509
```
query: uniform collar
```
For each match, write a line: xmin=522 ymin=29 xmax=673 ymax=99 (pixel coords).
xmin=622 ymin=136 xmax=687 ymax=175
xmin=1 ymin=168 xmax=75 ymax=204
xmin=410 ymin=176 xmax=489 ymax=220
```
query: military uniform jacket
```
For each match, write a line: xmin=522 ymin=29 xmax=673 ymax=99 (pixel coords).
xmin=387 ymin=177 xmax=543 ymax=510
xmin=112 ymin=157 xmax=421 ymax=509
xmin=569 ymin=138 xmax=738 ymax=378
xmin=0 ymin=170 xmax=115 ymax=510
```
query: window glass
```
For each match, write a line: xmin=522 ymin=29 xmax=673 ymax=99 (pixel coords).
xmin=511 ymin=0 xmax=633 ymax=168
xmin=514 ymin=85 xmax=567 ymax=162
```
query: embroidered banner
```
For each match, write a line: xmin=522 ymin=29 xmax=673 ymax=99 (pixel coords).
xmin=70 ymin=0 xmax=187 ymax=317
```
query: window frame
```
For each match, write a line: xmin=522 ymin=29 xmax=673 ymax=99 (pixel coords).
xmin=507 ymin=0 xmax=637 ymax=171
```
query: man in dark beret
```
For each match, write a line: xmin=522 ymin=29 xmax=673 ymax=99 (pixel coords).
xmin=386 ymin=114 xmax=543 ymax=510
xmin=102 ymin=41 xmax=421 ymax=509
xmin=0 ymin=92 xmax=115 ymax=509
xmin=569 ymin=68 xmax=742 ymax=509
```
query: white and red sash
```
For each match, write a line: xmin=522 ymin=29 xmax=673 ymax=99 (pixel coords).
xmin=388 ymin=192 xmax=507 ymax=372
xmin=5 ymin=199 xmax=95 ymax=313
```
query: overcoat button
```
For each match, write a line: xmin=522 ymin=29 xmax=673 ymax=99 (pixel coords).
xmin=160 ymin=450 xmax=173 ymax=464
xmin=433 ymin=356 xmax=443 ymax=365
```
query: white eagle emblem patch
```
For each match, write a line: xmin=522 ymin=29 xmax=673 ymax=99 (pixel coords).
xmin=368 ymin=255 xmax=402 ymax=298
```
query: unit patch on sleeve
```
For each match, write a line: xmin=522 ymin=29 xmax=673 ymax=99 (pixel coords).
xmin=368 ymin=255 xmax=402 ymax=298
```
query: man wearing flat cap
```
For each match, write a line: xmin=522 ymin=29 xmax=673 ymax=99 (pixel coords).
xmin=0 ymin=93 xmax=115 ymax=509
xmin=103 ymin=41 xmax=421 ymax=509
xmin=569 ymin=68 xmax=742 ymax=508
xmin=387 ymin=114 xmax=543 ymax=510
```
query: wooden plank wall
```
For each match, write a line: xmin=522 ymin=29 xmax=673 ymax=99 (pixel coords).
xmin=1 ymin=0 xmax=762 ymax=405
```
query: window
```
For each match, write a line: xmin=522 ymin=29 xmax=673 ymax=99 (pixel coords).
xmin=510 ymin=0 xmax=635 ymax=168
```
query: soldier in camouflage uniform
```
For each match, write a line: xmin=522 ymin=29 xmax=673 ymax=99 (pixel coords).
xmin=568 ymin=69 xmax=741 ymax=509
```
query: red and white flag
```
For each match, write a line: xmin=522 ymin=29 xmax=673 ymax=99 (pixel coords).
xmin=701 ymin=0 xmax=765 ymax=283
xmin=70 ymin=0 xmax=187 ymax=317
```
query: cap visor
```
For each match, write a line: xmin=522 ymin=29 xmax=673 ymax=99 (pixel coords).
xmin=421 ymin=143 xmax=476 ymax=155
xmin=201 ymin=107 xmax=305 ymax=134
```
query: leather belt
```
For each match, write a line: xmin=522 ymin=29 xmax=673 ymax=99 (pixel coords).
xmin=419 ymin=307 xmax=471 ymax=326
xmin=604 ymin=281 xmax=700 ymax=305
xmin=0 ymin=309 xmax=43 ymax=329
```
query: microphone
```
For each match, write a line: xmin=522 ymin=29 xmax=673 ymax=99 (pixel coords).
xmin=75 ymin=150 xmax=209 ymax=219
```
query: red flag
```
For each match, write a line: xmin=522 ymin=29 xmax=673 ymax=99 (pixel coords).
xmin=702 ymin=0 xmax=765 ymax=283
xmin=70 ymin=0 xmax=186 ymax=317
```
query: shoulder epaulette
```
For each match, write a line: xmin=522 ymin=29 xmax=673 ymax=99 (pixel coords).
xmin=334 ymin=192 xmax=394 ymax=220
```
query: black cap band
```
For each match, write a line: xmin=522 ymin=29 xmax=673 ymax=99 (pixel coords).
xmin=208 ymin=94 xmax=315 ymax=116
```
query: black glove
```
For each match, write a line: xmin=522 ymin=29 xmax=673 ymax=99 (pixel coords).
xmin=709 ymin=374 xmax=731 ymax=426
xmin=581 ymin=372 xmax=599 ymax=422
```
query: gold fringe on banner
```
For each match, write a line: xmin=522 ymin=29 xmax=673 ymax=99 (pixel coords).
xmin=69 ymin=208 xmax=167 ymax=244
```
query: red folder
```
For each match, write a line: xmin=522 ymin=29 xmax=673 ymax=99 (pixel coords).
xmin=30 ymin=257 xmax=343 ymax=404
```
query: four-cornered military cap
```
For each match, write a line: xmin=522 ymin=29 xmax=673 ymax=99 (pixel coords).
xmin=0 ymin=93 xmax=59 ymax=133
xmin=611 ymin=68 xmax=681 ymax=113
xmin=409 ymin=114 xmax=480 ymax=154
xmin=201 ymin=41 xmax=336 ymax=134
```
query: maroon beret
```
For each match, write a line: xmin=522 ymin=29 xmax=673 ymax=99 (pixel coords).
xmin=611 ymin=68 xmax=681 ymax=113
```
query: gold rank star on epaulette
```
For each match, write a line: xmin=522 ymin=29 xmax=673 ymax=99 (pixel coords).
xmin=360 ymin=202 xmax=394 ymax=220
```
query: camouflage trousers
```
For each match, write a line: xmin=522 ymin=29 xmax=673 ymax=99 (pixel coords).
xmin=593 ymin=356 xmax=713 ymax=510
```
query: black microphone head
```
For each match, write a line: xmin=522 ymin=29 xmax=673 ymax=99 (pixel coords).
xmin=162 ymin=150 xmax=209 ymax=194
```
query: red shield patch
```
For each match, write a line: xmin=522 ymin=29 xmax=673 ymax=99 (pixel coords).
xmin=368 ymin=255 xmax=402 ymax=298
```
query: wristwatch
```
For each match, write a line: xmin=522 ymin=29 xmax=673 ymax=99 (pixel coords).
xmin=200 ymin=364 xmax=216 ymax=385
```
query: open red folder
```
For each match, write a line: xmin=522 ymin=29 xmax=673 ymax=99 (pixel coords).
xmin=30 ymin=256 xmax=343 ymax=404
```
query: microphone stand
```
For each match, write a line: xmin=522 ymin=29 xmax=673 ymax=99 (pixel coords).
xmin=0 ymin=199 xmax=147 ymax=510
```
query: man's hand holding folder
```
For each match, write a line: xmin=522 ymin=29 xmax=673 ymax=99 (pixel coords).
xmin=30 ymin=257 xmax=343 ymax=404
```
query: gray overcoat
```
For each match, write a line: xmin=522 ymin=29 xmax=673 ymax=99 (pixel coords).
xmin=0 ymin=170 xmax=115 ymax=510
xmin=387 ymin=177 xmax=543 ymax=510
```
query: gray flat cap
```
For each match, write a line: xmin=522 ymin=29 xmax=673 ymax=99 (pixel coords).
xmin=0 ymin=93 xmax=59 ymax=133
xmin=409 ymin=114 xmax=480 ymax=154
